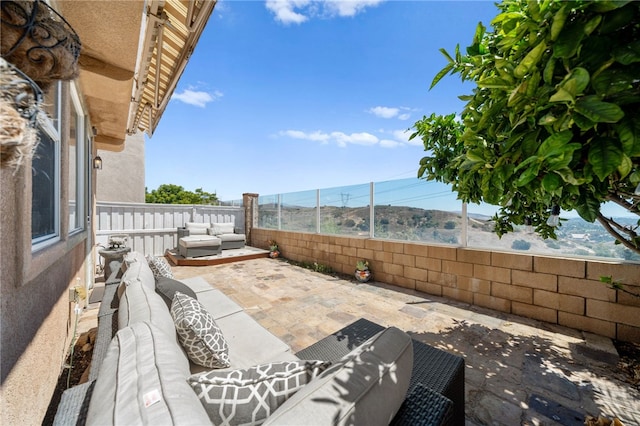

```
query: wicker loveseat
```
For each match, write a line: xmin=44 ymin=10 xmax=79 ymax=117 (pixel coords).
xmin=177 ymin=222 xmax=246 ymax=258
xmin=54 ymin=253 xmax=465 ymax=425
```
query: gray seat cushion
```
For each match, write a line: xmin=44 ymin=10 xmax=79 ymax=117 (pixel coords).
xmin=178 ymin=235 xmax=221 ymax=248
xmin=218 ymin=233 xmax=246 ymax=243
xmin=180 ymin=276 xmax=215 ymax=293
xmin=86 ymin=322 xmax=210 ymax=426
xmin=215 ymin=311 xmax=294 ymax=370
xmin=264 ymin=327 xmax=414 ymax=426
xmin=193 ymin=289 xmax=243 ymax=320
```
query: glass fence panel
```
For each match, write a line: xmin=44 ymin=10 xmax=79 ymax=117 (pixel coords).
xmin=465 ymin=202 xmax=502 ymax=249
xmin=319 ymin=183 xmax=370 ymax=236
xmin=256 ymin=179 xmax=639 ymax=262
xmin=374 ymin=178 xmax=463 ymax=244
xmin=258 ymin=195 xmax=279 ymax=229
xmin=466 ymin=201 xmax=640 ymax=262
xmin=281 ymin=190 xmax=317 ymax=232
xmin=221 ymin=199 xmax=243 ymax=207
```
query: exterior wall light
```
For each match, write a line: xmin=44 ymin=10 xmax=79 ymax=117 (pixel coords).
xmin=93 ymin=156 xmax=103 ymax=170
xmin=546 ymin=205 xmax=561 ymax=227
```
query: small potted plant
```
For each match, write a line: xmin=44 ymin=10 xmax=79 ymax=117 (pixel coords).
xmin=268 ymin=240 xmax=280 ymax=258
xmin=355 ymin=260 xmax=371 ymax=283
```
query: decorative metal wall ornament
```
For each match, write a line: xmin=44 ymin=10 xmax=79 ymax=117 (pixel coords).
xmin=0 ymin=57 xmax=43 ymax=171
xmin=1 ymin=0 xmax=81 ymax=90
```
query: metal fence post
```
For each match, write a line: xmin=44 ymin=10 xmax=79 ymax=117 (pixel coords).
xmin=277 ymin=194 xmax=282 ymax=230
xmin=316 ymin=189 xmax=321 ymax=234
xmin=370 ymin=182 xmax=374 ymax=239
xmin=461 ymin=202 xmax=468 ymax=247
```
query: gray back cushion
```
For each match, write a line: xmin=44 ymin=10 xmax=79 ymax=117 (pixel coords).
xmin=155 ymin=277 xmax=197 ymax=308
xmin=118 ymin=279 xmax=177 ymax=339
xmin=209 ymin=222 xmax=235 ymax=235
xmin=86 ymin=322 xmax=210 ymax=425
xmin=264 ymin=327 xmax=414 ymax=426
xmin=185 ymin=222 xmax=211 ymax=235
xmin=121 ymin=251 xmax=155 ymax=290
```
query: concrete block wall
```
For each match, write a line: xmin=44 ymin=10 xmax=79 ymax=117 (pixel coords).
xmin=252 ymin=228 xmax=640 ymax=342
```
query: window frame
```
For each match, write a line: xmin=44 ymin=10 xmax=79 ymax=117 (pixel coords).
xmin=32 ymin=83 xmax=62 ymax=250
xmin=68 ymin=83 xmax=86 ymax=235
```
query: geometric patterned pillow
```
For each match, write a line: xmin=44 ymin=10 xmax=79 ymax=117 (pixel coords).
xmin=188 ymin=360 xmax=331 ymax=425
xmin=170 ymin=292 xmax=230 ymax=368
xmin=146 ymin=255 xmax=174 ymax=279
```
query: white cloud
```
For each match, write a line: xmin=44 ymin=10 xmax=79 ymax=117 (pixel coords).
xmin=280 ymin=130 xmax=330 ymax=142
xmin=330 ymin=131 xmax=378 ymax=147
xmin=265 ymin=0 xmax=310 ymax=24
xmin=279 ymin=129 xmax=379 ymax=147
xmin=278 ymin=127 xmax=422 ymax=148
xmin=379 ymin=139 xmax=401 ymax=148
xmin=391 ymin=129 xmax=421 ymax=146
xmin=172 ymin=89 xmax=222 ymax=107
xmin=324 ymin=0 xmax=384 ymax=17
xmin=368 ymin=106 xmax=414 ymax=120
xmin=265 ymin=0 xmax=384 ymax=24
xmin=368 ymin=106 xmax=399 ymax=119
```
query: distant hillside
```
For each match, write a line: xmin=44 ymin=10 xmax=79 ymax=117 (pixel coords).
xmin=259 ymin=204 xmax=639 ymax=262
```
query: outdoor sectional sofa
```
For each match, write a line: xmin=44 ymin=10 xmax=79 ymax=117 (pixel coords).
xmin=177 ymin=222 xmax=246 ymax=258
xmin=54 ymin=251 xmax=465 ymax=425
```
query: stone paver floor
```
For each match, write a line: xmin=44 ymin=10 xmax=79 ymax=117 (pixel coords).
xmin=169 ymin=257 xmax=640 ymax=425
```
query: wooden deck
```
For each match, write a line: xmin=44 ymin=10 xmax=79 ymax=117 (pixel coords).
xmin=166 ymin=246 xmax=269 ymax=266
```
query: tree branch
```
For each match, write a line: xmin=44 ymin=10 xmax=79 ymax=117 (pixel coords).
xmin=606 ymin=192 xmax=640 ymax=214
xmin=614 ymin=190 xmax=640 ymax=201
xmin=601 ymin=213 xmax=638 ymax=237
xmin=596 ymin=213 xmax=640 ymax=254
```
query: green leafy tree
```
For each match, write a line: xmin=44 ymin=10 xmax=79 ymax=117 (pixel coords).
xmin=413 ymin=0 xmax=640 ymax=254
xmin=145 ymin=184 xmax=219 ymax=205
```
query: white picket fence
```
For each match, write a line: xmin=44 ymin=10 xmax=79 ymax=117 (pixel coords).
xmin=95 ymin=201 xmax=244 ymax=262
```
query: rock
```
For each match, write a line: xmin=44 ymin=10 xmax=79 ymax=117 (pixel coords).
xmin=79 ymin=366 xmax=91 ymax=385
xmin=87 ymin=327 xmax=97 ymax=343
xmin=75 ymin=332 xmax=90 ymax=348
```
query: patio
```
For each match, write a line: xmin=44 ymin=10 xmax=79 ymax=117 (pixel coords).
xmin=167 ymin=257 xmax=640 ymax=425
xmin=76 ymin=256 xmax=640 ymax=425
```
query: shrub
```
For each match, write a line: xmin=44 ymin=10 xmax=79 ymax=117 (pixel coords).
xmin=511 ymin=240 xmax=531 ymax=250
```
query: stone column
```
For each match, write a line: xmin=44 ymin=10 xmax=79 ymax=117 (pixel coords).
xmin=242 ymin=193 xmax=259 ymax=246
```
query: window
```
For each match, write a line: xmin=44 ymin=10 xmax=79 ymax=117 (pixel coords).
xmin=32 ymin=83 xmax=61 ymax=247
xmin=68 ymin=85 xmax=85 ymax=233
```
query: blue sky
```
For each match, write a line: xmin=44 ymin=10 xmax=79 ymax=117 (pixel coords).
xmin=145 ymin=0 xmax=500 ymax=202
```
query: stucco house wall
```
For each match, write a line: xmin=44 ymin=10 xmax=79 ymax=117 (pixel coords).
xmin=0 ymin=83 xmax=91 ymax=424
xmin=1 ymin=1 xmax=217 ymax=421
xmin=95 ymin=131 xmax=146 ymax=203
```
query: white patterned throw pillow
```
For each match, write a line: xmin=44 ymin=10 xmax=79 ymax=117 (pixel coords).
xmin=188 ymin=360 xmax=331 ymax=425
xmin=170 ymin=292 xmax=230 ymax=368
xmin=146 ymin=255 xmax=174 ymax=279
